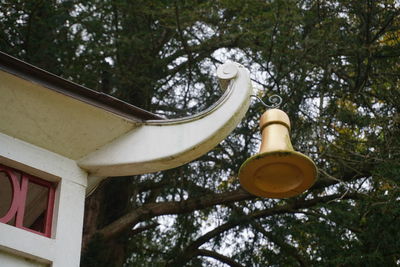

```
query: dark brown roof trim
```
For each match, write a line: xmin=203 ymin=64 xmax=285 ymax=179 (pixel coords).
xmin=0 ymin=52 xmax=164 ymax=121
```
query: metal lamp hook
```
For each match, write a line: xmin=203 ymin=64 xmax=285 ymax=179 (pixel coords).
xmin=251 ymin=94 xmax=283 ymax=109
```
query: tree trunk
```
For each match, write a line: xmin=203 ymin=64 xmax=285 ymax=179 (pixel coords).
xmin=81 ymin=177 xmax=134 ymax=267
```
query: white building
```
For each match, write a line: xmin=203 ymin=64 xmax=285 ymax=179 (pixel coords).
xmin=0 ymin=52 xmax=252 ymax=266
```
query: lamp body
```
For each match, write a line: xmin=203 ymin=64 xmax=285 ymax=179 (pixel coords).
xmin=239 ymin=109 xmax=317 ymax=198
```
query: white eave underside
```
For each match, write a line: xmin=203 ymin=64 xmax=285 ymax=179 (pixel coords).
xmin=0 ymin=70 xmax=141 ymax=160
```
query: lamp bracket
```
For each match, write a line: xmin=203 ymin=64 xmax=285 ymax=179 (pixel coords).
xmin=251 ymin=94 xmax=282 ymax=109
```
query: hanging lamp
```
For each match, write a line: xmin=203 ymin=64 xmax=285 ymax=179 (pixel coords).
xmin=238 ymin=96 xmax=317 ymax=198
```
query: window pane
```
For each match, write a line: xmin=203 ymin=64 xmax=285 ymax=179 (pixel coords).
xmin=0 ymin=171 xmax=13 ymax=219
xmin=23 ymin=180 xmax=49 ymax=233
xmin=0 ymin=170 xmax=21 ymax=225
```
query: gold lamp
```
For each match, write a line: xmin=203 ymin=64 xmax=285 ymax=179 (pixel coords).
xmin=239 ymin=106 xmax=317 ymax=199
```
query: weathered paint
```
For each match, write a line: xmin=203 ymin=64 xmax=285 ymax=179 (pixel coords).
xmin=0 ymin=70 xmax=138 ymax=160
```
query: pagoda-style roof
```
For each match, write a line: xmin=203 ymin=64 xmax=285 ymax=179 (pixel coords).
xmin=0 ymin=52 xmax=253 ymax=193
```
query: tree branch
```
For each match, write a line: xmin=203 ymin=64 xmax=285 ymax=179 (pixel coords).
xmin=169 ymin=193 xmax=361 ymax=266
xmin=196 ymin=249 xmax=245 ymax=267
xmin=250 ymin=219 xmax=310 ymax=266
xmin=97 ymin=188 xmax=255 ymax=240
xmin=130 ymin=222 xmax=159 ymax=237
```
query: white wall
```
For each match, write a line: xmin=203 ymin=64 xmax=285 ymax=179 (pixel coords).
xmin=0 ymin=250 xmax=48 ymax=267
xmin=0 ymin=133 xmax=88 ymax=267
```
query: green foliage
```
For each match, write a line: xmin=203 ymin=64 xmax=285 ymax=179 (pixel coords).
xmin=1 ymin=0 xmax=400 ymax=266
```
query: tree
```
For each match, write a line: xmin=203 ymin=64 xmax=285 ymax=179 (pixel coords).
xmin=1 ymin=0 xmax=400 ymax=266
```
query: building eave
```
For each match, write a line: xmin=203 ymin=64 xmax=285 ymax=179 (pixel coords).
xmin=0 ymin=52 xmax=163 ymax=122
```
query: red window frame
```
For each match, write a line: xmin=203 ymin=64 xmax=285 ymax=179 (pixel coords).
xmin=0 ymin=164 xmax=56 ymax=237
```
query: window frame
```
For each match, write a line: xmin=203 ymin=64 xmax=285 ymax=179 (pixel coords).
xmin=0 ymin=164 xmax=56 ymax=237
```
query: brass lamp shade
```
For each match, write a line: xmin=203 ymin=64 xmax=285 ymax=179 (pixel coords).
xmin=239 ymin=109 xmax=317 ymax=198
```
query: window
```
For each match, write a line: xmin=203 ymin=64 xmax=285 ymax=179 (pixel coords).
xmin=0 ymin=164 xmax=56 ymax=237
